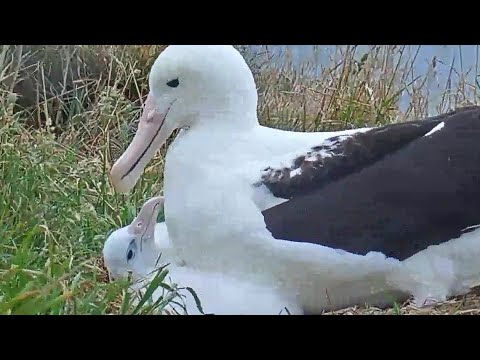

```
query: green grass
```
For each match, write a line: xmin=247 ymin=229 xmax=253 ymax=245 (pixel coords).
xmin=0 ymin=113 xmax=166 ymax=314
xmin=0 ymin=45 xmax=478 ymax=315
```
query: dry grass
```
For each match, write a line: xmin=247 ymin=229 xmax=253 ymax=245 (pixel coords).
xmin=0 ymin=44 xmax=479 ymax=314
xmin=255 ymin=45 xmax=479 ymax=131
xmin=323 ymin=286 xmax=480 ymax=315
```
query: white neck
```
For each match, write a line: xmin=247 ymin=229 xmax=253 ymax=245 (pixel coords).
xmin=189 ymin=109 xmax=259 ymax=133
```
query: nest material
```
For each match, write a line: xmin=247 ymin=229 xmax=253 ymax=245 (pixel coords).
xmin=94 ymin=255 xmax=111 ymax=284
xmin=323 ymin=286 xmax=480 ymax=315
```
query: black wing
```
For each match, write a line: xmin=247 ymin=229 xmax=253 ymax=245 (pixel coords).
xmin=262 ymin=106 xmax=480 ymax=261
xmin=260 ymin=106 xmax=480 ymax=199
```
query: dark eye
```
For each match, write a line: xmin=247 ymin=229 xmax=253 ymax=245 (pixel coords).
xmin=166 ymin=78 xmax=179 ymax=88
xmin=126 ymin=239 xmax=137 ymax=262
xmin=127 ymin=249 xmax=134 ymax=261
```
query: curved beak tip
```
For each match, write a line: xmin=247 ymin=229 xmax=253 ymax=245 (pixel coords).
xmin=108 ymin=171 xmax=124 ymax=194
xmin=111 ymin=178 xmax=134 ymax=194
xmin=109 ymin=163 xmax=135 ymax=194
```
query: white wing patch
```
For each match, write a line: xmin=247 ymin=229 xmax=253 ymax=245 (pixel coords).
xmin=424 ymin=122 xmax=445 ymax=137
xmin=261 ymin=134 xmax=353 ymax=181
xmin=290 ymin=168 xmax=303 ymax=177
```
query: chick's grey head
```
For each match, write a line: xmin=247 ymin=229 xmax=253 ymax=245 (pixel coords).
xmin=102 ymin=196 xmax=165 ymax=281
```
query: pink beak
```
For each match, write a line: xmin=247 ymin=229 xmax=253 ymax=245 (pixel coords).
xmin=128 ymin=196 xmax=165 ymax=242
xmin=110 ymin=93 xmax=174 ymax=193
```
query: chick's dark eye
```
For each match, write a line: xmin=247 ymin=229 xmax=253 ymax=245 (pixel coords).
xmin=166 ymin=78 xmax=179 ymax=88
xmin=127 ymin=249 xmax=134 ymax=261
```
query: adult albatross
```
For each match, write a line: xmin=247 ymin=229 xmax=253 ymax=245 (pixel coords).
xmin=110 ymin=45 xmax=480 ymax=312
